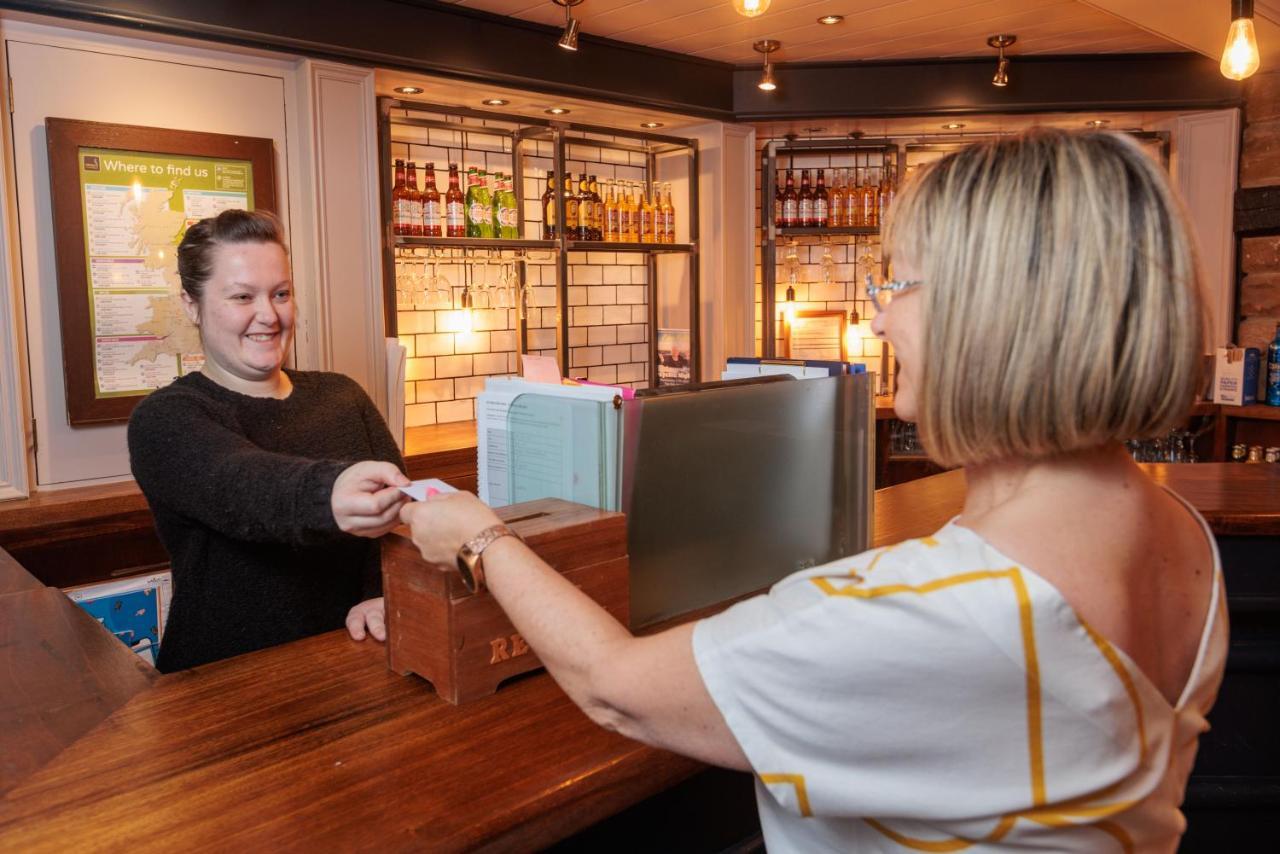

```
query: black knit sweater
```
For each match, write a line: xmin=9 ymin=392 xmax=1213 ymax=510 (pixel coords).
xmin=127 ymin=370 xmax=404 ymax=672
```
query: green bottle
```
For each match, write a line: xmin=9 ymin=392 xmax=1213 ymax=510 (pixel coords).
xmin=491 ymin=172 xmax=503 ymax=239
xmin=466 ymin=168 xmax=492 ymax=238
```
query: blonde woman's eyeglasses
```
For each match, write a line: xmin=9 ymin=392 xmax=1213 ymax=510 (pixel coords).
xmin=865 ymin=274 xmax=924 ymax=312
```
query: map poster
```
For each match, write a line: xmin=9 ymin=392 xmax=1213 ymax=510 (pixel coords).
xmin=79 ymin=149 xmax=253 ymax=397
xmin=46 ymin=119 xmax=276 ymax=425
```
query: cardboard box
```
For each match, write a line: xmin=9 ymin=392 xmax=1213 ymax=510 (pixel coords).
xmin=1213 ymin=347 xmax=1260 ymax=406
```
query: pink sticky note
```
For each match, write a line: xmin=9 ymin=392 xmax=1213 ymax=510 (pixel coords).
xmin=521 ymin=353 xmax=562 ymax=384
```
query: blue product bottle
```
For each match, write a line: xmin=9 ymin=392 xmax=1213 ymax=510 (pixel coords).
xmin=1269 ymin=323 xmax=1280 ymax=406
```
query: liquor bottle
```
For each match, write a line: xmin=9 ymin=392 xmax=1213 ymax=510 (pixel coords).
xmin=564 ymin=175 xmax=579 ymax=242
xmin=464 ymin=168 xmax=481 ymax=237
xmin=774 ymin=174 xmax=784 ymax=229
xmin=588 ymin=175 xmax=603 ymax=241
xmin=640 ymin=182 xmax=656 ymax=244
xmin=850 ymin=170 xmax=864 ymax=228
xmin=604 ymin=180 xmax=619 ymax=243
xmin=502 ymin=174 xmax=519 ymax=239
xmin=422 ymin=162 xmax=442 ymax=237
xmin=541 ymin=170 xmax=557 ymax=240
xmin=879 ymin=167 xmax=895 ymax=228
xmin=405 ymin=162 xmax=424 ymax=236
xmin=490 ymin=172 xmax=503 ymax=239
xmin=392 ymin=159 xmax=412 ymax=236
xmin=814 ymin=169 xmax=830 ymax=229
xmin=829 ymin=169 xmax=846 ymax=229
xmin=577 ymin=174 xmax=593 ymax=241
xmin=782 ymin=169 xmax=798 ymax=229
xmin=660 ymin=182 xmax=675 ymax=244
xmin=623 ymin=182 xmax=639 ymax=242
xmin=864 ymin=169 xmax=880 ymax=229
xmin=798 ymin=170 xmax=814 ymax=228
xmin=445 ymin=163 xmax=465 ymax=237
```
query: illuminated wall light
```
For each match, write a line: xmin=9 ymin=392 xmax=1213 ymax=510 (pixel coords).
xmin=482 ymin=99 xmax=510 ymax=106
xmin=393 ymin=86 xmax=423 ymax=95
xmin=941 ymin=122 xmax=966 ymax=130
xmin=1221 ymin=0 xmax=1261 ymax=80
xmin=1086 ymin=119 xmax=1110 ymax=128
xmin=641 ymin=122 xmax=664 ymax=128
xmin=818 ymin=15 xmax=844 ymax=25
xmin=733 ymin=0 xmax=771 ymax=18
xmin=545 ymin=107 xmax=571 ymax=115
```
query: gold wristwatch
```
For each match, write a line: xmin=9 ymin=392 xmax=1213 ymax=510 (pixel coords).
xmin=456 ymin=523 xmax=518 ymax=593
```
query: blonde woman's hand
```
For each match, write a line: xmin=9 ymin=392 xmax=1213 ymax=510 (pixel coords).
xmin=399 ymin=492 xmax=502 ymax=565
xmin=332 ymin=461 xmax=410 ymax=538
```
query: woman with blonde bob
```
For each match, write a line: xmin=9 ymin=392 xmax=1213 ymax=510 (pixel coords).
xmin=401 ymin=129 xmax=1226 ymax=852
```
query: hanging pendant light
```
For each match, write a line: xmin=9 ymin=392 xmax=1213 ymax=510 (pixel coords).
xmin=1221 ymin=0 xmax=1261 ymax=80
xmin=553 ymin=0 xmax=584 ymax=52
xmin=988 ymin=34 xmax=1015 ymax=87
xmin=754 ymin=39 xmax=781 ymax=92
xmin=733 ymin=0 xmax=771 ymax=18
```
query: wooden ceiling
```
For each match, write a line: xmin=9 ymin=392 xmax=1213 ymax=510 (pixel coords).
xmin=443 ymin=0 xmax=1183 ymax=65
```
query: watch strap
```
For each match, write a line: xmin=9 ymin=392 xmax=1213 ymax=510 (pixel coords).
xmin=457 ymin=523 xmax=518 ymax=592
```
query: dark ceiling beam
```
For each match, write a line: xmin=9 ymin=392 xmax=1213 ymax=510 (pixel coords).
xmin=2 ymin=3 xmax=1246 ymax=122
xmin=734 ymin=53 xmax=1244 ymax=120
xmin=0 ymin=0 xmax=738 ymax=119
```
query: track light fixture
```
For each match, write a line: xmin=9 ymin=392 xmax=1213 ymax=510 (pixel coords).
xmin=754 ymin=39 xmax=781 ymax=92
xmin=1221 ymin=0 xmax=1261 ymax=80
xmin=988 ymin=34 xmax=1015 ymax=87
xmin=554 ymin=0 xmax=584 ymax=52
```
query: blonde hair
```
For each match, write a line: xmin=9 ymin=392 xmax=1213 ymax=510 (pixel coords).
xmin=883 ymin=129 xmax=1205 ymax=468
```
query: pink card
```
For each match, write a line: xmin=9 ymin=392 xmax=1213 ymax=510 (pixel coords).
xmin=521 ymin=354 xmax=562 ymax=384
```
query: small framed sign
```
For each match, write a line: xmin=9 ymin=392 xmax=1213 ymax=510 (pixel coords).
xmin=784 ymin=310 xmax=847 ymax=361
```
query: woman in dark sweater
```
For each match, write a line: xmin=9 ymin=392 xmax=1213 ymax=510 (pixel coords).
xmin=127 ymin=210 xmax=409 ymax=672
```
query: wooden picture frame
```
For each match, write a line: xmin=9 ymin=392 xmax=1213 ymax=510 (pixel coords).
xmin=784 ymin=309 xmax=847 ymax=362
xmin=46 ymin=118 xmax=276 ymax=425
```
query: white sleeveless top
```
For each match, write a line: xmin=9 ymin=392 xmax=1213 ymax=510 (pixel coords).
xmin=693 ymin=494 xmax=1227 ymax=853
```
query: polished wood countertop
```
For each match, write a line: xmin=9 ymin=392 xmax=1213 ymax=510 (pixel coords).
xmin=1 ymin=463 xmax=1277 ymax=850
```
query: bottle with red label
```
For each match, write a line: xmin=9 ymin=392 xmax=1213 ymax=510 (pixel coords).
xmin=421 ymin=162 xmax=442 ymax=237
xmin=405 ymin=162 xmax=424 ymax=237
xmin=392 ymin=159 xmax=412 ymax=236
xmin=445 ymin=163 xmax=465 ymax=238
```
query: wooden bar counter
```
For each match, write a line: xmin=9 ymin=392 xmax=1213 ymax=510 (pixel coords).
xmin=0 ymin=463 xmax=1276 ymax=851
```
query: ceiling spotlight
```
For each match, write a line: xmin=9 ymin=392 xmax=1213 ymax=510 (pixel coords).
xmin=554 ymin=0 xmax=584 ymax=52
xmin=818 ymin=15 xmax=844 ymax=25
xmin=545 ymin=107 xmax=571 ymax=115
xmin=806 ymin=127 xmax=826 ymax=134
xmin=1085 ymin=119 xmax=1110 ymax=128
xmin=942 ymin=122 xmax=966 ymax=130
xmin=641 ymin=121 xmax=664 ymax=128
xmin=482 ymin=98 xmax=510 ymax=106
xmin=393 ymin=86 xmax=423 ymax=95
xmin=1221 ymin=0 xmax=1261 ymax=80
xmin=733 ymin=0 xmax=772 ymax=18
xmin=754 ymin=39 xmax=781 ymax=92
xmin=988 ymin=34 xmax=1015 ymax=87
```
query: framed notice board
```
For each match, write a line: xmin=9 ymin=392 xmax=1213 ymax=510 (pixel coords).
xmin=784 ymin=309 xmax=847 ymax=361
xmin=45 ymin=118 xmax=276 ymax=425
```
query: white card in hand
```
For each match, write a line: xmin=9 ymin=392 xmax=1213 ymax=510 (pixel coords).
xmin=398 ymin=478 xmax=459 ymax=501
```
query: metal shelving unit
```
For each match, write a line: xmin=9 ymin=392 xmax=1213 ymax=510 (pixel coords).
xmin=760 ymin=139 xmax=899 ymax=361
xmin=378 ymin=96 xmax=700 ymax=385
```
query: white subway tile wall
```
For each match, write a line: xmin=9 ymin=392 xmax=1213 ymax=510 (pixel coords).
xmin=753 ymin=139 xmax=891 ymax=384
xmin=392 ymin=122 xmax=651 ymax=428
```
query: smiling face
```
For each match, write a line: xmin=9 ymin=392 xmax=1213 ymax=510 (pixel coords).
xmin=870 ymin=257 xmax=925 ymax=423
xmin=181 ymin=240 xmax=294 ymax=394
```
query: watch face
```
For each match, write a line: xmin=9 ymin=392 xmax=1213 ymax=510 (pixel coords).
xmin=456 ymin=551 xmax=479 ymax=594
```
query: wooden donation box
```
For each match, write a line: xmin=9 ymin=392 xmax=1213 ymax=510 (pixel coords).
xmin=382 ymin=498 xmax=629 ymax=704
